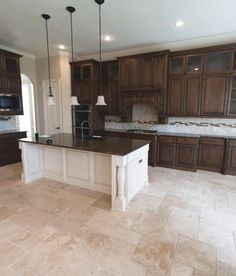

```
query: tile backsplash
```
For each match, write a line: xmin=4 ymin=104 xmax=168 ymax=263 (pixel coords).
xmin=0 ymin=116 xmax=17 ymax=131
xmin=105 ymin=116 xmax=236 ymax=136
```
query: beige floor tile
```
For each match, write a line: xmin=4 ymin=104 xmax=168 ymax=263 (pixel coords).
xmin=0 ymin=241 xmax=26 ymax=271
xmin=48 ymin=251 xmax=114 ymax=276
xmin=121 ymin=260 xmax=147 ymax=276
xmin=227 ymin=192 xmax=236 ymax=209
xmin=0 ymin=221 xmax=22 ymax=243
xmin=94 ymin=236 xmax=136 ymax=275
xmin=12 ymin=230 xmax=80 ymax=275
xmin=9 ymin=225 xmax=57 ymax=251
xmin=92 ymin=194 xmax=111 ymax=210
xmin=110 ymin=225 xmax=141 ymax=245
xmin=166 ymin=207 xmax=200 ymax=240
xmin=132 ymin=231 xmax=176 ymax=275
xmin=161 ymin=195 xmax=189 ymax=210
xmin=131 ymin=213 xmax=167 ymax=234
xmin=198 ymin=221 xmax=235 ymax=250
xmin=8 ymin=207 xmax=60 ymax=234
xmin=217 ymin=261 xmax=236 ymax=276
xmin=175 ymin=236 xmax=216 ymax=275
xmin=201 ymin=208 xmax=236 ymax=231
xmin=217 ymin=248 xmax=236 ymax=267
xmin=51 ymin=210 xmax=90 ymax=236
xmin=0 ymin=206 xmax=17 ymax=222
xmin=85 ymin=209 xmax=121 ymax=235
xmin=193 ymin=269 xmax=214 ymax=276
xmin=128 ymin=193 xmax=163 ymax=215
xmin=169 ymin=261 xmax=193 ymax=276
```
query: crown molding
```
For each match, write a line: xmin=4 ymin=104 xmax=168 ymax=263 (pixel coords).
xmin=0 ymin=44 xmax=35 ymax=58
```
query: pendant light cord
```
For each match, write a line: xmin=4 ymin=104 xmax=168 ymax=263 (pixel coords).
xmin=45 ymin=18 xmax=52 ymax=96
xmin=70 ymin=11 xmax=74 ymax=62
xmin=99 ymin=4 xmax=102 ymax=96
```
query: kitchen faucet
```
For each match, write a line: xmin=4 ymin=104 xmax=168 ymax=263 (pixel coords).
xmin=81 ymin=120 xmax=92 ymax=139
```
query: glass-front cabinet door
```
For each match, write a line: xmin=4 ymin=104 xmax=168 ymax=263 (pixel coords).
xmin=205 ymin=51 xmax=232 ymax=73
xmin=228 ymin=75 xmax=236 ymax=115
xmin=169 ymin=56 xmax=184 ymax=75
xmin=186 ymin=54 xmax=203 ymax=74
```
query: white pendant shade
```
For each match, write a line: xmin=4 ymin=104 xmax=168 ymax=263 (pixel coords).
xmin=70 ymin=96 xmax=80 ymax=106
xmin=95 ymin=95 xmax=106 ymax=106
xmin=47 ymin=96 xmax=55 ymax=105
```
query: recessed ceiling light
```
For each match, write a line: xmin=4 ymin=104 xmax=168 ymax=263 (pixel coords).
xmin=175 ymin=21 xmax=184 ymax=27
xmin=103 ymin=35 xmax=113 ymax=41
xmin=59 ymin=44 xmax=65 ymax=49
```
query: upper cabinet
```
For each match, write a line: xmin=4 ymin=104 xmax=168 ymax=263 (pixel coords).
xmin=205 ymin=51 xmax=232 ymax=73
xmin=167 ymin=45 xmax=236 ymax=117
xmin=70 ymin=59 xmax=99 ymax=104
xmin=0 ymin=50 xmax=23 ymax=115
xmin=118 ymin=50 xmax=169 ymax=91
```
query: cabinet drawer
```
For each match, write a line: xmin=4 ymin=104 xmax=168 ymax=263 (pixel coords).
xmin=200 ymin=137 xmax=224 ymax=145
xmin=229 ymin=139 xmax=236 ymax=146
xmin=159 ymin=136 xmax=177 ymax=144
xmin=177 ymin=137 xmax=199 ymax=145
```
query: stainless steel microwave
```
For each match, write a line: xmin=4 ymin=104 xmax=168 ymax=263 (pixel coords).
xmin=0 ymin=95 xmax=23 ymax=113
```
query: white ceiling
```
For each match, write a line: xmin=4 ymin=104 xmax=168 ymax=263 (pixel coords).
xmin=1 ymin=0 xmax=236 ymax=57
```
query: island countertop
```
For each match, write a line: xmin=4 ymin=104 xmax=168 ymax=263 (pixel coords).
xmin=18 ymin=133 xmax=150 ymax=156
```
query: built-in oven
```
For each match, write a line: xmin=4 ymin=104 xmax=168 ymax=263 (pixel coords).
xmin=0 ymin=95 xmax=23 ymax=114
xmin=72 ymin=104 xmax=92 ymax=137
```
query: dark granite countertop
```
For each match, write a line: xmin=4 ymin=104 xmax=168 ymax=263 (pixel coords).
xmin=104 ymin=129 xmax=236 ymax=139
xmin=18 ymin=133 xmax=150 ymax=156
xmin=0 ymin=130 xmax=27 ymax=135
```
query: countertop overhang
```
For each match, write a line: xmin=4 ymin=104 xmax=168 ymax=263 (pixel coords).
xmin=18 ymin=133 xmax=150 ymax=156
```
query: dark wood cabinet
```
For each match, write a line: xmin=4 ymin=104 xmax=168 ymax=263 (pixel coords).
xmin=119 ymin=50 xmax=169 ymax=91
xmin=102 ymin=61 xmax=120 ymax=115
xmin=168 ymin=76 xmax=201 ymax=116
xmin=201 ymin=74 xmax=228 ymax=116
xmin=198 ymin=137 xmax=224 ymax=172
xmin=0 ymin=50 xmax=23 ymax=115
xmin=167 ymin=77 xmax=183 ymax=115
xmin=225 ymin=139 xmax=236 ymax=175
xmin=175 ymin=137 xmax=198 ymax=171
xmin=227 ymin=74 xmax=236 ymax=115
xmin=157 ymin=136 xmax=198 ymax=171
xmin=0 ymin=131 xmax=27 ymax=167
xmin=183 ymin=77 xmax=201 ymax=115
xmin=119 ymin=59 xmax=130 ymax=90
xmin=158 ymin=136 xmax=176 ymax=166
xmin=70 ymin=59 xmax=104 ymax=133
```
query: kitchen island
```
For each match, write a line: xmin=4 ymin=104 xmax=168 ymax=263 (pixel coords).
xmin=18 ymin=133 xmax=150 ymax=211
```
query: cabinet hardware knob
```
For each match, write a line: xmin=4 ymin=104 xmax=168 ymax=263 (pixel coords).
xmin=139 ymin=159 xmax=143 ymax=163
xmin=56 ymin=127 xmax=60 ymax=129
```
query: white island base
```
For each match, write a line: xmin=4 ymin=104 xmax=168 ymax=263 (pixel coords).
xmin=19 ymin=142 xmax=149 ymax=211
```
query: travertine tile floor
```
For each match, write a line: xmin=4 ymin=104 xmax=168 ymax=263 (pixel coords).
xmin=0 ymin=163 xmax=236 ymax=275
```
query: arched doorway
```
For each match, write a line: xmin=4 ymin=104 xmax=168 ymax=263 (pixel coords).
xmin=17 ymin=74 xmax=36 ymax=137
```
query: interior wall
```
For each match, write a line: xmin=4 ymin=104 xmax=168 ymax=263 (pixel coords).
xmin=36 ymin=55 xmax=61 ymax=133
xmin=35 ymin=53 xmax=72 ymax=134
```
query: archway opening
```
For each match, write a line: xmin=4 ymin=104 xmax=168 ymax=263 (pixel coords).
xmin=17 ymin=74 xmax=36 ymax=137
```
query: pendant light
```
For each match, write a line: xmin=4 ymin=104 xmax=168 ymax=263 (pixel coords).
xmin=95 ymin=0 xmax=107 ymax=106
xmin=41 ymin=14 xmax=55 ymax=105
xmin=66 ymin=6 xmax=80 ymax=106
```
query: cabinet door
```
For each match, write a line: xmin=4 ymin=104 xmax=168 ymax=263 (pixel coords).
xmin=227 ymin=75 xmax=236 ymax=115
xmin=5 ymin=75 xmax=21 ymax=94
xmin=186 ymin=54 xmax=203 ymax=74
xmin=226 ymin=146 xmax=236 ymax=175
xmin=158 ymin=143 xmax=176 ymax=166
xmin=201 ymin=75 xmax=228 ymax=116
xmin=168 ymin=77 xmax=183 ymax=115
xmin=130 ymin=59 xmax=142 ymax=89
xmin=169 ymin=56 xmax=185 ymax=75
xmin=119 ymin=60 xmax=130 ymax=90
xmin=198 ymin=138 xmax=224 ymax=172
xmin=0 ymin=74 xmax=5 ymax=93
xmin=5 ymin=56 xmax=19 ymax=74
xmin=79 ymin=81 xmax=93 ymax=104
xmin=183 ymin=77 xmax=201 ymax=116
xmin=176 ymin=144 xmax=197 ymax=171
xmin=142 ymin=58 xmax=153 ymax=88
xmin=153 ymin=56 xmax=166 ymax=88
